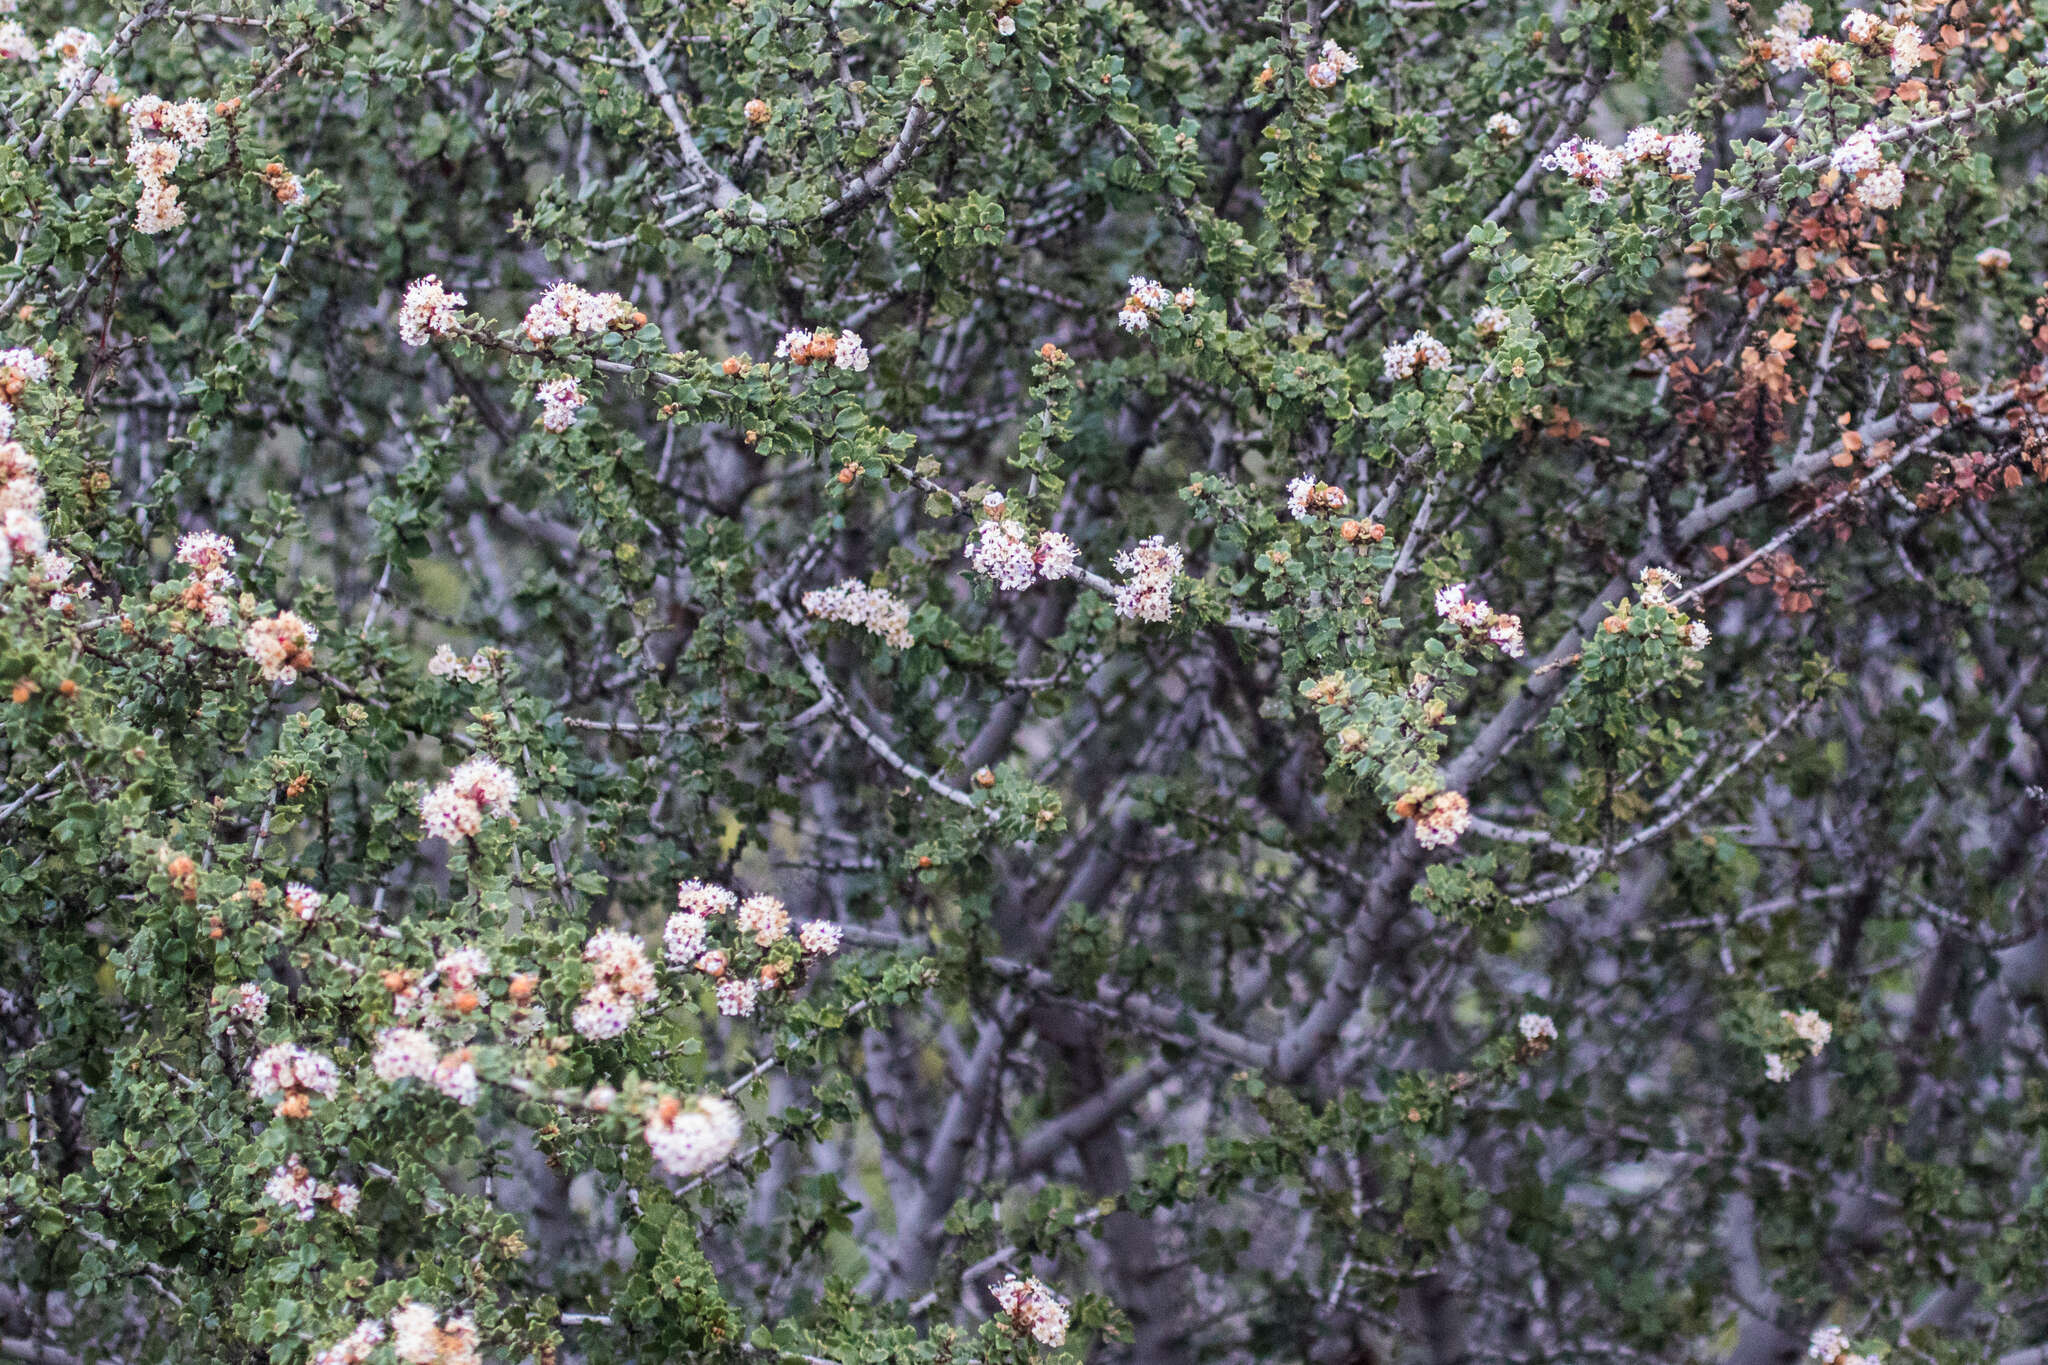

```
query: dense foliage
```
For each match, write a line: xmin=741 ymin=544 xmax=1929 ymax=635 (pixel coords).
xmin=4 ymin=0 xmax=2048 ymax=1362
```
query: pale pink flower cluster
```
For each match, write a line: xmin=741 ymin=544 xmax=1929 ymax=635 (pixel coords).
xmin=1382 ymin=331 xmax=1452 ymax=381
xmin=390 ymin=1302 xmax=479 ymax=1365
xmin=428 ymin=644 xmax=494 ymax=682
xmin=800 ymin=579 xmax=915 ymax=648
xmin=1285 ymin=476 xmax=1347 ymax=521
xmin=418 ymin=755 xmax=520 ymax=841
xmin=644 ymin=1093 xmax=743 ymax=1178
xmin=225 ymin=981 xmax=270 ymax=1024
xmin=535 ymin=375 xmax=585 ymax=432
xmin=573 ymin=929 xmax=657 ymax=1040
xmin=397 ymin=276 xmax=466 ymax=347
xmin=125 ymin=95 xmax=206 ymax=235
xmin=523 ymin=281 xmax=634 ymax=344
xmin=311 ymin=1320 xmax=387 ymax=1365
xmin=965 ymin=497 xmax=1082 ymax=591
xmin=1111 ymin=535 xmax=1182 ymax=622
xmin=775 ymin=327 xmax=870 ymax=371
xmin=991 ymin=1275 xmax=1070 ymax=1347
xmin=0 ymin=22 xmax=31 ymax=60
xmin=1434 ymin=583 xmax=1524 ymax=658
xmin=248 ymin=1043 xmax=339 ymax=1117
xmin=1304 ymin=39 xmax=1359 ymax=89
xmin=284 ymin=881 xmax=322 ymax=922
xmin=242 ymin=610 xmax=317 ymax=684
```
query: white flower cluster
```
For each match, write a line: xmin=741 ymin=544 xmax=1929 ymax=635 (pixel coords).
xmin=1817 ymin=5 xmax=1926 ymax=74
xmin=1397 ymin=787 xmax=1472 ymax=850
xmin=775 ymin=326 xmax=870 ymax=371
xmin=1977 ymin=246 xmax=2012 ymax=272
xmin=170 ymin=529 xmax=239 ymax=626
xmin=1543 ymin=126 xmax=1707 ymax=201
xmin=262 ymin=1154 xmax=359 ymax=1222
xmin=0 ymin=350 xmax=56 ymax=580
xmin=523 ymin=280 xmax=635 ymax=344
xmin=1305 ymin=39 xmax=1359 ymax=89
xmin=248 ymin=1043 xmax=340 ymax=1118
xmin=284 ymin=881 xmax=322 ymax=922
xmin=1634 ymin=567 xmax=1711 ymax=648
xmin=991 ymin=1275 xmax=1070 ymax=1348
xmin=1766 ymin=1008 xmax=1833 ymax=1082
xmin=663 ymin=878 xmax=843 ymax=1022
xmin=1382 ymin=330 xmax=1452 ymax=382
xmin=965 ymin=494 xmax=1081 ymax=591
xmin=391 ymin=1302 xmax=480 ymax=1365
xmin=535 ymin=375 xmax=586 ymax=432
xmin=1518 ymin=1013 xmax=1558 ymax=1047
xmin=1435 ymin=582 xmax=1525 ymax=658
xmin=1473 ymin=305 xmax=1511 ymax=343
xmin=1654 ymin=305 xmax=1694 ymax=350
xmin=224 ymin=981 xmax=270 ymax=1024
xmin=311 ymin=1320 xmax=388 ymax=1365
xmin=1111 ymin=535 xmax=1183 ymax=622
xmin=372 ymin=1020 xmax=490 ymax=1107
xmin=44 ymin=26 xmax=114 ymax=94
xmin=1117 ymin=275 xmax=1197 ymax=333
xmin=572 ymin=928 xmax=658 ymax=1040
xmin=1828 ymin=124 xmax=1907 ymax=209
xmin=1807 ymin=1322 xmax=1880 ymax=1365
xmin=427 ymin=643 xmax=495 ymax=683
xmin=1286 ymin=476 xmax=1348 ymax=521
xmin=125 ymin=95 xmax=209 ymax=235
xmin=418 ymin=755 xmax=520 ymax=841
xmin=397 ymin=276 xmax=466 ymax=347
xmin=242 ymin=610 xmax=317 ymax=685
xmin=800 ymin=579 xmax=916 ymax=648
xmin=644 ymin=1092 xmax=743 ymax=1178
xmin=1486 ymin=112 xmax=1522 ymax=141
